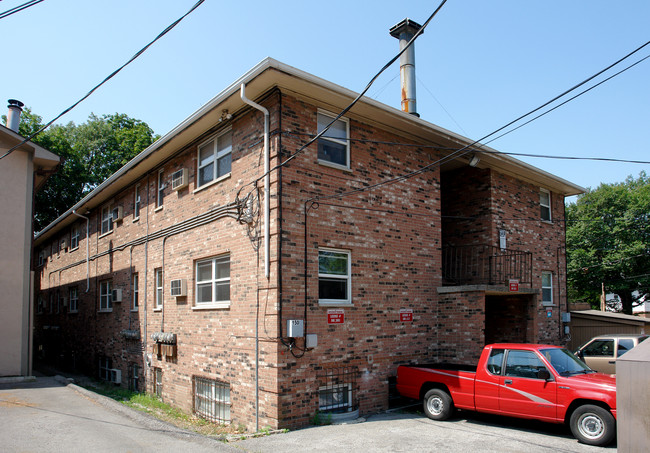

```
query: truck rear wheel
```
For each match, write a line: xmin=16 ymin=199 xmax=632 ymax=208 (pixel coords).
xmin=569 ymin=404 xmax=615 ymax=446
xmin=423 ymin=389 xmax=453 ymax=421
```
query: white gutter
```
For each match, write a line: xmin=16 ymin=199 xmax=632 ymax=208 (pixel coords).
xmin=240 ymin=83 xmax=270 ymax=279
xmin=71 ymin=210 xmax=90 ymax=292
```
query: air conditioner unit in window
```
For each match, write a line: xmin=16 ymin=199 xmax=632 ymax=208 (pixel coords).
xmin=112 ymin=205 xmax=124 ymax=222
xmin=171 ymin=168 xmax=188 ymax=191
xmin=109 ymin=368 xmax=122 ymax=384
xmin=112 ymin=288 xmax=123 ymax=302
xmin=170 ymin=279 xmax=187 ymax=297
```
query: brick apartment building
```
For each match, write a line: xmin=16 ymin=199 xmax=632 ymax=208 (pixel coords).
xmin=32 ymin=57 xmax=582 ymax=429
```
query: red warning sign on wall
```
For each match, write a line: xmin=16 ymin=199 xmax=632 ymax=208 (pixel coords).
xmin=509 ymin=279 xmax=519 ymax=292
xmin=400 ymin=309 xmax=413 ymax=322
xmin=327 ymin=309 xmax=345 ymax=324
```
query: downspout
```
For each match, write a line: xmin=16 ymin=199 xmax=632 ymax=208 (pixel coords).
xmin=240 ymin=83 xmax=268 ymax=433
xmin=72 ymin=210 xmax=90 ymax=292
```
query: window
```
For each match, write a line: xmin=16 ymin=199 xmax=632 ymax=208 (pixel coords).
xmin=153 ymin=367 xmax=163 ymax=397
xmin=134 ymin=184 xmax=141 ymax=220
xmin=318 ymin=249 xmax=351 ymax=304
xmin=540 ymin=188 xmax=551 ymax=221
xmin=100 ymin=205 xmax=113 ymax=235
xmin=155 ymin=268 xmax=163 ymax=310
xmin=132 ymin=273 xmax=139 ymax=311
xmin=100 ymin=280 xmax=112 ymax=311
xmin=129 ymin=363 xmax=140 ymax=391
xmin=157 ymin=170 xmax=165 ymax=209
xmin=504 ymin=350 xmax=548 ymax=379
xmin=317 ymin=365 xmax=358 ymax=414
xmin=195 ymin=255 xmax=230 ymax=308
xmin=487 ymin=348 xmax=504 ymax=375
xmin=317 ymin=111 xmax=350 ymax=169
xmin=541 ymin=272 xmax=553 ymax=305
xmin=99 ymin=357 xmax=112 ymax=381
xmin=583 ymin=339 xmax=615 ymax=358
xmin=69 ymin=287 xmax=78 ymax=313
xmin=56 ymin=291 xmax=61 ymax=314
xmin=194 ymin=377 xmax=231 ymax=423
xmin=617 ymin=339 xmax=635 ymax=357
xmin=49 ymin=293 xmax=54 ymax=314
xmin=38 ymin=250 xmax=45 ymax=267
xmin=197 ymin=129 xmax=232 ymax=188
xmin=37 ymin=295 xmax=44 ymax=314
xmin=70 ymin=226 xmax=79 ymax=250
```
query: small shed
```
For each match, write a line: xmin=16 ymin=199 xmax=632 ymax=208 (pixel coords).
xmin=568 ymin=310 xmax=650 ymax=351
xmin=616 ymin=337 xmax=650 ymax=451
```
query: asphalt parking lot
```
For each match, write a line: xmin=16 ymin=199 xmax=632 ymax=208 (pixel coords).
xmin=0 ymin=375 xmax=616 ymax=452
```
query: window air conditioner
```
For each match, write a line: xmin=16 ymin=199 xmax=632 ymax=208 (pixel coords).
xmin=112 ymin=206 xmax=124 ymax=222
xmin=171 ymin=168 xmax=188 ymax=191
xmin=112 ymin=288 xmax=123 ymax=302
xmin=110 ymin=368 xmax=122 ymax=384
xmin=170 ymin=279 xmax=187 ymax=297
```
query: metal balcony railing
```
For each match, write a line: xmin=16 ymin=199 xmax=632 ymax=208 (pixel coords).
xmin=442 ymin=245 xmax=532 ymax=286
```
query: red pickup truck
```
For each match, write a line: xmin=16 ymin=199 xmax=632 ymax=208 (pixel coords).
xmin=397 ymin=343 xmax=617 ymax=446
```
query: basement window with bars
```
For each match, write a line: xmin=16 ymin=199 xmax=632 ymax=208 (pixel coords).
xmin=317 ymin=365 xmax=358 ymax=414
xmin=193 ymin=376 xmax=231 ymax=423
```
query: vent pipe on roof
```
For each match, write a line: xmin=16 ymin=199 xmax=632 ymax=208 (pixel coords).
xmin=389 ymin=19 xmax=422 ymax=117
xmin=6 ymin=99 xmax=24 ymax=132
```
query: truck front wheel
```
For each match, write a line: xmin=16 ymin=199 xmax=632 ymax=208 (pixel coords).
xmin=423 ymin=389 xmax=453 ymax=421
xmin=569 ymin=404 xmax=615 ymax=446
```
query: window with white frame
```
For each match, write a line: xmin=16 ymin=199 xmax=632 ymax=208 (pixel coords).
xmin=134 ymin=184 xmax=141 ymax=220
xmin=194 ymin=376 xmax=231 ymax=423
xmin=69 ymin=287 xmax=79 ymax=313
xmin=542 ymin=272 xmax=553 ymax=305
xmin=38 ymin=250 xmax=45 ymax=267
xmin=99 ymin=357 xmax=112 ymax=381
xmin=540 ymin=188 xmax=551 ymax=221
xmin=157 ymin=170 xmax=165 ymax=208
xmin=319 ymin=383 xmax=352 ymax=411
xmin=100 ymin=280 xmax=112 ymax=311
xmin=100 ymin=205 xmax=113 ymax=235
xmin=70 ymin=225 xmax=80 ymax=250
xmin=153 ymin=367 xmax=163 ymax=397
xmin=155 ymin=268 xmax=163 ymax=309
xmin=195 ymin=255 xmax=230 ymax=308
xmin=197 ymin=129 xmax=232 ymax=188
xmin=132 ymin=273 xmax=139 ymax=311
xmin=318 ymin=249 xmax=351 ymax=304
xmin=317 ymin=111 xmax=350 ymax=169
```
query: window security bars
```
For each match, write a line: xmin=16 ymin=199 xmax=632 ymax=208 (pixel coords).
xmin=442 ymin=245 xmax=532 ymax=286
xmin=193 ymin=377 xmax=231 ymax=423
xmin=316 ymin=365 xmax=358 ymax=414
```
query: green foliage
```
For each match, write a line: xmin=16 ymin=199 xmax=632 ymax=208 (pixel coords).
xmin=310 ymin=410 xmax=333 ymax=425
xmin=15 ymin=108 xmax=158 ymax=232
xmin=566 ymin=172 xmax=650 ymax=313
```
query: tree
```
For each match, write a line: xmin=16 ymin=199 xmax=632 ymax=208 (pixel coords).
xmin=6 ymin=109 xmax=158 ymax=232
xmin=566 ymin=172 xmax=650 ymax=314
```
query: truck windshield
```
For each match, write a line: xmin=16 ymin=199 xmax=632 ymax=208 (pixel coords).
xmin=540 ymin=348 xmax=596 ymax=376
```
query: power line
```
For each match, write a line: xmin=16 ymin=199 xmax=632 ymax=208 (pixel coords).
xmin=0 ymin=0 xmax=44 ymax=20
xmin=0 ymin=0 xmax=205 ymax=161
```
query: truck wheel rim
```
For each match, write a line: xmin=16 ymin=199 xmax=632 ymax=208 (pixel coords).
xmin=428 ymin=396 xmax=443 ymax=415
xmin=578 ymin=413 xmax=604 ymax=439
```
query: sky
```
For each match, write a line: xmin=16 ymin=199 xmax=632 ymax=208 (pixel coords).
xmin=2 ymin=0 xmax=649 ymax=198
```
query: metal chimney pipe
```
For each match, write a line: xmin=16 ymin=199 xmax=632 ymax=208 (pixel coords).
xmin=7 ymin=99 xmax=25 ymax=132
xmin=389 ymin=19 xmax=422 ymax=117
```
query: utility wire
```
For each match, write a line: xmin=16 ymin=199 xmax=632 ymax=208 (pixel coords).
xmin=0 ymin=0 xmax=205 ymax=161
xmin=0 ymin=0 xmax=44 ymax=20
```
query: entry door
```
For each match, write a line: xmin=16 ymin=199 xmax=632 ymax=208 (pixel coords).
xmin=498 ymin=350 xmax=557 ymax=421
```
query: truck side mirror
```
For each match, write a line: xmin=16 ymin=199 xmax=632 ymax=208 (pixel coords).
xmin=537 ymin=368 xmax=551 ymax=381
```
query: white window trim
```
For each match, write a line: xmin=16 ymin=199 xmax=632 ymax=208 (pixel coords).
xmin=194 ymin=255 xmax=231 ymax=309
xmin=132 ymin=273 xmax=139 ymax=312
xmin=99 ymin=280 xmax=113 ymax=312
xmin=318 ymin=248 xmax=352 ymax=306
xmin=540 ymin=188 xmax=552 ymax=222
xmin=69 ymin=287 xmax=79 ymax=313
xmin=156 ymin=169 xmax=165 ymax=210
xmin=155 ymin=268 xmax=163 ymax=311
xmin=541 ymin=271 xmax=554 ymax=306
xmin=317 ymin=109 xmax=350 ymax=171
xmin=196 ymin=128 xmax=232 ymax=190
xmin=100 ymin=204 xmax=114 ymax=237
xmin=70 ymin=226 xmax=80 ymax=251
xmin=134 ymin=184 xmax=141 ymax=221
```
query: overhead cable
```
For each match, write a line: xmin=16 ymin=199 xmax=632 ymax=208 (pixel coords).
xmin=0 ymin=0 xmax=44 ymax=20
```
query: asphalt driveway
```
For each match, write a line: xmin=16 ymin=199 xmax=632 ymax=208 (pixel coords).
xmin=1 ymin=375 xmax=616 ymax=452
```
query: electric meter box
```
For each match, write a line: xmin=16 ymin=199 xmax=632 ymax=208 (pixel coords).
xmin=287 ymin=319 xmax=304 ymax=338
